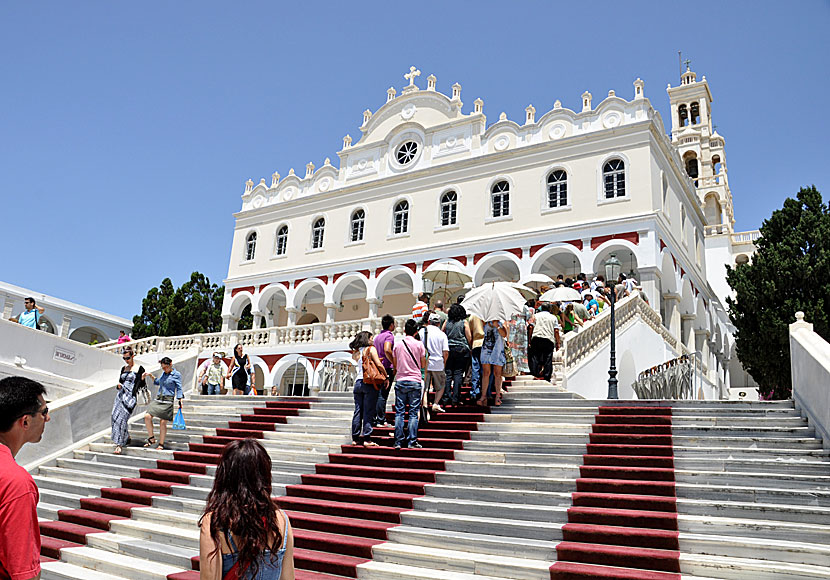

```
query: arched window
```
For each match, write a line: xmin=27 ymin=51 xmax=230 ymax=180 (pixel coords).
xmin=685 ymin=157 xmax=699 ymax=179
xmin=350 ymin=209 xmax=365 ymax=242
xmin=440 ymin=191 xmax=457 ymax=226
xmin=603 ymin=159 xmax=626 ymax=199
xmin=491 ymin=180 xmax=510 ymax=217
xmin=678 ymin=104 xmax=689 ymax=127
xmin=546 ymin=170 xmax=567 ymax=208
xmin=245 ymin=232 xmax=257 ymax=261
xmin=312 ymin=218 xmax=325 ymax=249
xmin=690 ymin=102 xmax=700 ymax=125
xmin=393 ymin=200 xmax=409 ymax=234
xmin=275 ymin=225 xmax=288 ymax=256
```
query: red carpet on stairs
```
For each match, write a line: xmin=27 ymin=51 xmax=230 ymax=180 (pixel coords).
xmin=38 ymin=392 xmax=492 ymax=580
xmin=550 ymin=405 xmax=681 ymax=580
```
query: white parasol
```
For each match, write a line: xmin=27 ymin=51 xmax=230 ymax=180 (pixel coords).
xmin=539 ymin=286 xmax=582 ymax=303
xmin=508 ymin=282 xmax=537 ymax=300
xmin=520 ymin=273 xmax=554 ymax=291
xmin=462 ymin=282 xmax=528 ymax=322
xmin=423 ymin=262 xmax=473 ymax=288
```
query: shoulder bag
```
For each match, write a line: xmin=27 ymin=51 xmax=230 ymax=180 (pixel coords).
xmin=362 ymin=347 xmax=386 ymax=387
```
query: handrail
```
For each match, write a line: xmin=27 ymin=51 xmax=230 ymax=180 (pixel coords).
xmin=100 ymin=314 xmax=417 ymax=356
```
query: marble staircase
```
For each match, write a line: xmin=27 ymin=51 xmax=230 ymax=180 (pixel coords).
xmin=35 ymin=376 xmax=830 ymax=580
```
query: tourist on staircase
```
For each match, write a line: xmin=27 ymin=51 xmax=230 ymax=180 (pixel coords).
xmin=227 ymin=344 xmax=253 ymax=395
xmin=392 ymin=318 xmax=427 ymax=450
xmin=528 ymin=303 xmax=561 ymax=382
xmin=477 ymin=320 xmax=508 ymax=407
xmin=142 ymin=356 xmax=183 ymax=451
xmin=418 ymin=312 xmax=449 ymax=414
xmin=111 ymin=345 xmax=146 ymax=454
xmin=372 ymin=314 xmax=396 ymax=427
xmin=199 ymin=438 xmax=295 ymax=580
xmin=349 ymin=331 xmax=386 ymax=448
xmin=0 ymin=376 xmax=49 ymax=580
xmin=442 ymin=303 xmax=471 ymax=407
xmin=467 ymin=312 xmax=485 ymax=402
xmin=199 ymin=352 xmax=228 ymax=396
xmin=507 ymin=299 xmax=534 ymax=375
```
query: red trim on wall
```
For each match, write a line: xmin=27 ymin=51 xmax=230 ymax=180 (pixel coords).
xmin=375 ymin=266 xmax=387 ymax=276
xmin=452 ymin=256 xmax=467 ymax=266
xmin=422 ymin=259 xmax=437 ymax=271
xmin=231 ymin=286 xmax=255 ymax=298
xmin=293 ymin=278 xmax=305 ymax=288
xmin=473 ymin=252 xmax=487 ymax=265
xmin=402 ymin=263 xmax=416 ymax=273
xmin=660 ymin=239 xmax=667 ymax=251
xmin=529 ymin=245 xmax=545 ymax=258
xmin=359 ymin=269 xmax=370 ymax=279
xmin=680 ymin=268 xmax=686 ymax=278
xmin=507 ymin=248 xmax=523 ymax=260
xmin=565 ymin=240 xmax=584 ymax=251
xmin=590 ymin=231 xmax=640 ymax=250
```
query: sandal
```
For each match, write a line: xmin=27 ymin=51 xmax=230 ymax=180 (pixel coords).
xmin=143 ymin=437 xmax=156 ymax=447
xmin=156 ymin=443 xmax=165 ymax=450
xmin=113 ymin=446 xmax=122 ymax=455
xmin=494 ymin=397 xmax=503 ymax=407
xmin=363 ymin=441 xmax=379 ymax=447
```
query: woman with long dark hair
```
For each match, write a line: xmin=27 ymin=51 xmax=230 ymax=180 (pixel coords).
xmin=442 ymin=303 xmax=471 ymax=406
xmin=349 ymin=330 xmax=386 ymax=447
xmin=199 ymin=438 xmax=294 ymax=579
xmin=226 ymin=344 xmax=252 ymax=395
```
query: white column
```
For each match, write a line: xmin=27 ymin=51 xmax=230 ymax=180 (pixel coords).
xmin=681 ymin=314 xmax=696 ymax=352
xmin=324 ymin=304 xmax=337 ymax=324
xmin=662 ymin=294 xmax=681 ymax=337
xmin=252 ymin=312 xmax=264 ymax=329
xmin=285 ymin=307 xmax=299 ymax=326
xmin=367 ymin=298 xmax=381 ymax=319
xmin=2 ymin=297 xmax=13 ymax=320
xmin=60 ymin=315 xmax=72 ymax=338
xmin=638 ymin=268 xmax=660 ymax=311
xmin=221 ymin=315 xmax=233 ymax=333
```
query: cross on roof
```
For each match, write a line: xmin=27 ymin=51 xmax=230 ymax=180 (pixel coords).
xmin=405 ymin=66 xmax=421 ymax=87
xmin=684 ymin=59 xmax=691 ymax=71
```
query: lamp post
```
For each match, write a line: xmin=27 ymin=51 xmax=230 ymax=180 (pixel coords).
xmin=604 ymin=254 xmax=622 ymax=399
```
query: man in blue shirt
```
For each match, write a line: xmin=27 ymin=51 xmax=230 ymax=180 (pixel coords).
xmin=10 ymin=298 xmax=45 ymax=330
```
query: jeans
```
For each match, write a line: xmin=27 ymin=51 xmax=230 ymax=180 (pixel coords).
xmin=445 ymin=350 xmax=470 ymax=403
xmin=470 ymin=347 xmax=482 ymax=399
xmin=375 ymin=367 xmax=395 ymax=424
xmin=394 ymin=380 xmax=422 ymax=447
xmin=206 ymin=383 xmax=221 ymax=396
xmin=352 ymin=380 xmax=379 ymax=443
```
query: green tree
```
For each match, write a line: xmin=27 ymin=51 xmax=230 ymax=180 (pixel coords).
xmin=726 ymin=186 xmax=830 ymax=399
xmin=132 ymin=272 xmax=225 ymax=338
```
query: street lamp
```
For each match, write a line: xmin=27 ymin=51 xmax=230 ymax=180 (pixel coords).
xmin=604 ymin=253 xmax=622 ymax=399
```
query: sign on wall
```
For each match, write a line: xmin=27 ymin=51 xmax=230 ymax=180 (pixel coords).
xmin=53 ymin=346 xmax=76 ymax=365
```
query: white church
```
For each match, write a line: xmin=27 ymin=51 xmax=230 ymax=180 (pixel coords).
xmin=215 ymin=65 xmax=758 ymax=397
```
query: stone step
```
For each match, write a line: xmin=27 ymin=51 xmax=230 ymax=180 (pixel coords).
xmin=56 ymin=545 xmax=188 ymax=579
xmin=86 ymin=530 xmax=196 ymax=569
xmin=679 ymin=551 xmax=830 ymax=580
xmin=108 ymin=514 xmax=199 ymax=547
xmin=357 ymin=559 xmax=516 ymax=580
xmin=387 ymin=525 xmax=558 ymax=561
xmin=41 ymin=560 xmax=131 ymax=580
xmin=370 ymin=542 xmax=552 ymax=579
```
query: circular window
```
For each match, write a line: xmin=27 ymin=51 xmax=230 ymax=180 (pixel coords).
xmin=396 ymin=141 xmax=418 ymax=165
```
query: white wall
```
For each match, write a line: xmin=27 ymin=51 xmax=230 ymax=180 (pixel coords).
xmin=789 ymin=316 xmax=830 ymax=451
xmin=565 ymin=319 xmax=677 ymax=400
xmin=0 ymin=318 xmax=124 ymax=385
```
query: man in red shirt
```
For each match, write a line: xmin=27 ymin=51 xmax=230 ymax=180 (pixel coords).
xmin=0 ymin=376 xmax=50 ymax=580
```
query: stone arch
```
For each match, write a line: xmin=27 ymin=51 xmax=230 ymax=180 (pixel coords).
xmin=227 ymin=292 xmax=254 ymax=328
xmin=694 ymin=295 xmax=709 ymax=331
xmin=372 ymin=266 xmax=417 ymax=299
xmin=331 ymin=272 xmax=370 ymax=305
xmin=315 ymin=352 xmax=356 ymax=392
xmin=38 ymin=315 xmax=57 ymax=335
xmin=291 ymin=278 xmax=327 ymax=311
xmin=530 ymin=244 xmax=585 ymax=280
xmin=255 ymin=284 xmax=289 ymax=327
xmin=660 ymin=251 xmax=678 ymax=295
xmin=372 ymin=266 xmax=417 ymax=316
xmin=68 ymin=325 xmax=109 ymax=344
xmin=591 ymin=240 xmax=641 ymax=279
xmin=271 ymin=355 xmax=317 ymax=396
xmin=473 ymin=251 xmax=522 ymax=286
xmin=704 ymin=192 xmax=722 ymax=225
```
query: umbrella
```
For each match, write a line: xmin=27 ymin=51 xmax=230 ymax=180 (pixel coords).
xmin=521 ymin=273 xmax=554 ymax=291
xmin=539 ymin=286 xmax=582 ymax=303
xmin=422 ymin=262 xmax=472 ymax=288
xmin=462 ymin=282 xmax=527 ymax=322
xmin=508 ymin=282 xmax=537 ymax=300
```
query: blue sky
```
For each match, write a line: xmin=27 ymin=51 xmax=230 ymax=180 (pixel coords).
xmin=1 ymin=1 xmax=827 ymax=320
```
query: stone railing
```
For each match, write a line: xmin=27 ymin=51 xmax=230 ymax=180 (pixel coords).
xmin=789 ymin=312 xmax=830 ymax=451
xmin=731 ymin=230 xmax=761 ymax=244
xmin=100 ymin=313 xmax=418 ymax=356
xmin=704 ymin=224 xmax=730 ymax=236
xmin=562 ymin=291 xmax=645 ymax=370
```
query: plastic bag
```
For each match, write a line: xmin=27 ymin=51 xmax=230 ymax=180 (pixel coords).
xmin=172 ymin=405 xmax=186 ymax=430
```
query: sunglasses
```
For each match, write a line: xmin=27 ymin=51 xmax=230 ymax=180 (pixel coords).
xmin=17 ymin=404 xmax=49 ymax=420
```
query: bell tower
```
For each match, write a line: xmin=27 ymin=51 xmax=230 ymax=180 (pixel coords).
xmin=667 ymin=62 xmax=734 ymax=232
